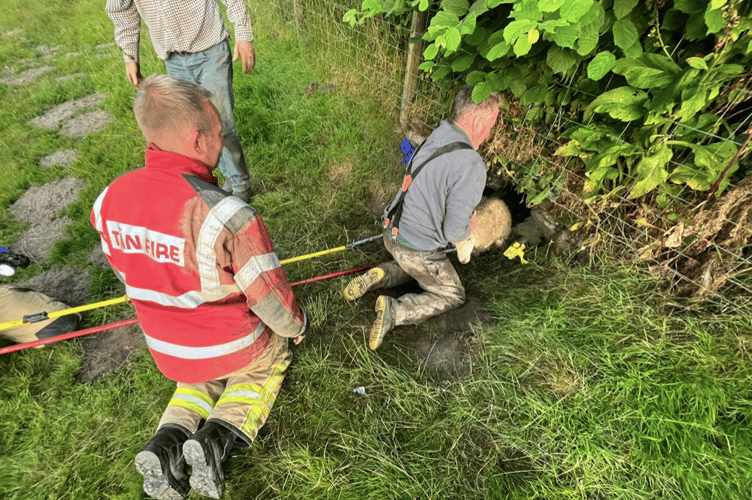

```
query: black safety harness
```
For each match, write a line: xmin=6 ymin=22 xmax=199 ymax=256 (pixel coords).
xmin=384 ymin=141 xmax=474 ymax=238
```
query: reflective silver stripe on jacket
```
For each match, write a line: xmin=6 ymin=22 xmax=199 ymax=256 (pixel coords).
xmin=92 ymin=187 xmax=110 ymax=255
xmin=126 ymin=283 xmax=240 ymax=308
xmin=196 ymin=196 xmax=248 ymax=291
xmin=234 ymin=252 xmax=280 ymax=290
xmin=144 ymin=322 xmax=266 ymax=359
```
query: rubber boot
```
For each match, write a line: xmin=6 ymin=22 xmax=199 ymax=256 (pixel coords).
xmin=135 ymin=425 xmax=191 ymax=500
xmin=182 ymin=421 xmax=236 ymax=499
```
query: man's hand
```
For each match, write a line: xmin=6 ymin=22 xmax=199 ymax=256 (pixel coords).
xmin=292 ymin=310 xmax=309 ymax=344
xmin=233 ymin=40 xmax=256 ymax=73
xmin=470 ymin=213 xmax=479 ymax=233
xmin=125 ymin=61 xmax=143 ymax=89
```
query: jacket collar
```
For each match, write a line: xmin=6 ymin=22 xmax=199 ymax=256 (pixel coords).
xmin=145 ymin=143 xmax=218 ymax=186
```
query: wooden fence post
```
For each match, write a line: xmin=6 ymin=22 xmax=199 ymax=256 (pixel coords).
xmin=400 ymin=6 xmax=429 ymax=127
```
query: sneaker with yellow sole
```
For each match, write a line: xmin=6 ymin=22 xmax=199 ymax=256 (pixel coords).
xmin=343 ymin=267 xmax=386 ymax=302
xmin=369 ymin=295 xmax=394 ymax=351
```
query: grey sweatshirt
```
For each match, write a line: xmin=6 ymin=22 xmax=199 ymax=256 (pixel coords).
xmin=383 ymin=120 xmax=486 ymax=251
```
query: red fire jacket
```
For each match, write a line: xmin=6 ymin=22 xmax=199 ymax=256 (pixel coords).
xmin=91 ymin=145 xmax=305 ymax=383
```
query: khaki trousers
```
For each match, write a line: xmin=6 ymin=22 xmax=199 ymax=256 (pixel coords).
xmin=158 ymin=331 xmax=291 ymax=447
xmin=375 ymin=236 xmax=465 ymax=326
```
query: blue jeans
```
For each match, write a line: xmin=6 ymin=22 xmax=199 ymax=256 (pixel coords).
xmin=165 ymin=40 xmax=250 ymax=192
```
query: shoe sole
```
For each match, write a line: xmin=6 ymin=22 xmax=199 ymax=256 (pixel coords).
xmin=369 ymin=296 xmax=392 ymax=351
xmin=344 ymin=268 xmax=385 ymax=302
xmin=135 ymin=450 xmax=187 ymax=500
xmin=183 ymin=439 xmax=223 ymax=499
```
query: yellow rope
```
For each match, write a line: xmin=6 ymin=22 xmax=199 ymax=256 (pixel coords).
xmin=0 ymin=243 xmax=356 ymax=332
xmin=0 ymin=295 xmax=131 ymax=332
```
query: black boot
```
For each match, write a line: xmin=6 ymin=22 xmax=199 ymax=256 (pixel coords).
xmin=182 ymin=420 xmax=236 ymax=499
xmin=135 ymin=425 xmax=191 ymax=500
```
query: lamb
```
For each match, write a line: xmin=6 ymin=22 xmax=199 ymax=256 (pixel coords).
xmin=471 ymin=196 xmax=513 ymax=256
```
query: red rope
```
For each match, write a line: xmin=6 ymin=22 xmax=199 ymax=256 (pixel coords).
xmin=0 ymin=263 xmax=382 ymax=355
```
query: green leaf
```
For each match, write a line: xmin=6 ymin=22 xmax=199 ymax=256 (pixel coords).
xmin=704 ymin=8 xmax=724 ymax=34
xmin=623 ymin=40 xmax=643 ymax=58
xmin=486 ymin=41 xmax=510 ymax=61
xmin=588 ymin=51 xmax=616 ymax=80
xmin=467 ymin=0 xmax=490 ymax=18
xmin=670 ymin=164 xmax=711 ymax=191
xmin=629 ymin=145 xmax=672 ymax=198
xmin=512 ymin=0 xmax=542 ymax=20
xmin=445 ymin=28 xmax=461 ymax=52
xmin=362 ymin=0 xmax=383 ymax=14
xmin=487 ymin=0 xmax=515 ymax=7
xmin=521 ymin=83 xmax=548 ymax=104
xmin=612 ymin=19 xmax=638 ymax=51
xmin=465 ymin=27 xmax=488 ymax=45
xmin=590 ymin=143 xmax=640 ymax=170
xmin=613 ymin=0 xmax=638 ymax=19
xmin=710 ymin=0 xmax=727 ymax=8
xmin=342 ymin=9 xmax=357 ymax=25
xmin=553 ymin=25 xmax=580 ymax=48
xmin=576 ymin=21 xmax=599 ymax=55
xmin=472 ymin=81 xmax=493 ymax=102
xmin=588 ymin=86 xmax=649 ymax=121
xmin=528 ymin=28 xmax=540 ymax=44
xmin=555 ymin=140 xmax=587 ymax=158
xmin=514 ymin=36 xmax=533 ymax=56
xmin=674 ymin=0 xmax=705 ymax=14
xmin=693 ymin=141 xmax=736 ymax=171
xmin=561 ymin=0 xmax=594 ymax=22
xmin=580 ymin=0 xmax=604 ymax=26
xmin=547 ymin=47 xmax=578 ymax=73
xmin=613 ymin=54 xmax=680 ymax=88
xmin=451 ymin=55 xmax=475 ymax=72
xmin=443 ymin=0 xmax=470 ymax=16
xmin=539 ymin=19 xmax=569 ymax=32
xmin=684 ymin=11 xmax=706 ymax=40
xmin=716 ymin=64 xmax=746 ymax=75
xmin=504 ymin=19 xmax=538 ymax=43
xmin=538 ymin=0 xmax=566 ymax=13
xmin=466 ymin=70 xmax=487 ymax=85
xmin=676 ymin=88 xmax=707 ymax=122
xmin=418 ymin=61 xmax=435 ymax=71
xmin=424 ymin=43 xmax=439 ymax=60
xmin=432 ymin=65 xmax=452 ymax=81
xmin=685 ymin=57 xmax=708 ymax=70
xmin=459 ymin=13 xmax=477 ymax=35
xmin=431 ymin=11 xmax=460 ymax=28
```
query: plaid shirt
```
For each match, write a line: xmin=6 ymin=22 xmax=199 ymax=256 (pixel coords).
xmin=106 ymin=0 xmax=254 ymax=63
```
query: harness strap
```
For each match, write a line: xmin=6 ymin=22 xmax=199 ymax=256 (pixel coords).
xmin=385 ymin=141 xmax=474 ymax=237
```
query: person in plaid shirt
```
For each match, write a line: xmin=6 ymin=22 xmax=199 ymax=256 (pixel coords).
xmin=106 ymin=0 xmax=256 ymax=203
xmin=91 ymin=75 xmax=307 ymax=500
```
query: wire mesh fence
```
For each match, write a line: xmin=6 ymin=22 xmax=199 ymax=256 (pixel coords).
xmin=261 ymin=0 xmax=752 ymax=315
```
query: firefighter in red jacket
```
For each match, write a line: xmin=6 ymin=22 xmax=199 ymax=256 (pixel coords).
xmin=91 ymin=74 xmax=307 ymax=500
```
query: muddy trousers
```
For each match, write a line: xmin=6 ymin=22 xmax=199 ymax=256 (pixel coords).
xmin=375 ymin=236 xmax=465 ymax=326
xmin=157 ymin=332 xmax=291 ymax=447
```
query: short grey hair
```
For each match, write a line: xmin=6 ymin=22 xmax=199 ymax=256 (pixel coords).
xmin=450 ymin=85 xmax=502 ymax=122
xmin=133 ymin=74 xmax=214 ymax=143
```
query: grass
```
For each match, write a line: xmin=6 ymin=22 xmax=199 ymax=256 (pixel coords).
xmin=1 ymin=1 xmax=751 ymax=499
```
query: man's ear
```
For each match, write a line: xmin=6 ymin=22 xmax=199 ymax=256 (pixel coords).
xmin=190 ymin=129 xmax=204 ymax=155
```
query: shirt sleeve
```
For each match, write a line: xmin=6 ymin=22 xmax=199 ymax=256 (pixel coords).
xmin=221 ymin=0 xmax=254 ymax=41
xmin=443 ymin=153 xmax=486 ymax=243
xmin=105 ymin=0 xmax=142 ymax=63
xmin=231 ymin=213 xmax=304 ymax=338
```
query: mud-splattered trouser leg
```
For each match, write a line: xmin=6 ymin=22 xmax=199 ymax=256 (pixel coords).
xmin=164 ymin=40 xmax=251 ymax=194
xmin=380 ymin=236 xmax=465 ymax=326
xmin=157 ymin=332 xmax=291 ymax=447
